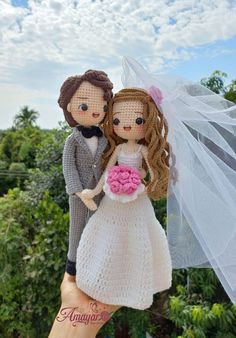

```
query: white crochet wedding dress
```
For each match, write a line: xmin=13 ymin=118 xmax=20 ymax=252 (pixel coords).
xmin=76 ymin=146 xmax=172 ymax=310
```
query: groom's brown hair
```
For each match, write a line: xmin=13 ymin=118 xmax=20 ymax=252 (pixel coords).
xmin=58 ymin=70 xmax=113 ymax=127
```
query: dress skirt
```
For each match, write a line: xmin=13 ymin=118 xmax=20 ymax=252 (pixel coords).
xmin=76 ymin=194 xmax=172 ymax=310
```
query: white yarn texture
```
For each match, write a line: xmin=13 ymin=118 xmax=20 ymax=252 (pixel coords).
xmin=76 ymin=149 xmax=172 ymax=310
xmin=103 ymin=147 xmax=145 ymax=203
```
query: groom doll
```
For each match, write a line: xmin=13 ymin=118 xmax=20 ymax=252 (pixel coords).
xmin=58 ymin=70 xmax=113 ymax=276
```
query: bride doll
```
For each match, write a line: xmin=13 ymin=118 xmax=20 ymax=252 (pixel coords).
xmin=75 ymin=87 xmax=174 ymax=310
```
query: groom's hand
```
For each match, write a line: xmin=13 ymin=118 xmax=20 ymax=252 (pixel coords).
xmin=81 ymin=189 xmax=96 ymax=199
xmin=83 ymin=197 xmax=97 ymax=211
xmin=75 ymin=191 xmax=97 ymax=211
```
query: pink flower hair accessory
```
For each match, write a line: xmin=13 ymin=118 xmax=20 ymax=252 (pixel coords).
xmin=148 ymin=85 xmax=163 ymax=106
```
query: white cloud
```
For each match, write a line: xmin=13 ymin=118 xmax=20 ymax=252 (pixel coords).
xmin=0 ymin=62 xmax=122 ymax=129
xmin=0 ymin=0 xmax=236 ymax=128
xmin=1 ymin=0 xmax=236 ymax=71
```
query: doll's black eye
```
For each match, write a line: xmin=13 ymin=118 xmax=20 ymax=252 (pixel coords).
xmin=135 ymin=117 xmax=145 ymax=125
xmin=103 ymin=105 xmax=108 ymax=113
xmin=113 ymin=118 xmax=120 ymax=125
xmin=78 ymin=103 xmax=88 ymax=111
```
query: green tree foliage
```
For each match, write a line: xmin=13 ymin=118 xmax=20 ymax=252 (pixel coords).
xmin=0 ymin=127 xmax=44 ymax=167
xmin=26 ymin=124 xmax=70 ymax=210
xmin=0 ymin=189 xmax=69 ymax=338
xmin=200 ymin=71 xmax=236 ymax=105
xmin=168 ymin=267 xmax=236 ymax=337
xmin=224 ymin=80 xmax=236 ymax=104
xmin=169 ymin=292 xmax=236 ymax=337
xmin=0 ymin=160 xmax=9 ymax=196
xmin=7 ymin=162 xmax=28 ymax=191
xmin=0 ymin=127 xmax=45 ymax=195
xmin=0 ymin=188 xmax=37 ymax=337
xmin=13 ymin=105 xmax=39 ymax=129
xmin=200 ymin=70 xmax=227 ymax=94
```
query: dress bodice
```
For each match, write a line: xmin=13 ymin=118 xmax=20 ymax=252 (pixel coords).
xmin=117 ymin=144 xmax=143 ymax=170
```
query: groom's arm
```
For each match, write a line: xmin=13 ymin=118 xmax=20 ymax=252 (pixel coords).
xmin=63 ymin=135 xmax=83 ymax=196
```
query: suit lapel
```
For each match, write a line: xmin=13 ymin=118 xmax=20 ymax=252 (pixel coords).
xmin=73 ymin=127 xmax=94 ymax=163
xmin=73 ymin=126 xmax=107 ymax=164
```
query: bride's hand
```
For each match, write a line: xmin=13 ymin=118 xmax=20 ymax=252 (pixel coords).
xmin=139 ymin=168 xmax=147 ymax=179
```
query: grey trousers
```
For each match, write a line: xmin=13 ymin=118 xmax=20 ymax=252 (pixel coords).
xmin=67 ymin=193 xmax=101 ymax=269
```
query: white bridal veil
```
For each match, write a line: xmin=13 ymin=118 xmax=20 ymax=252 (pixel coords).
xmin=121 ymin=56 xmax=236 ymax=304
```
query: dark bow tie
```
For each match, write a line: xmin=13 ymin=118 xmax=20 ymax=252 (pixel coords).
xmin=77 ymin=125 xmax=103 ymax=138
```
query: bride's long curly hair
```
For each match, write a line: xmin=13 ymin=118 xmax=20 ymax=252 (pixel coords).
xmin=103 ymin=88 xmax=175 ymax=200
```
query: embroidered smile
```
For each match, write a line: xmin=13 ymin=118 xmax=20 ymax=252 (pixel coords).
xmin=123 ymin=126 xmax=132 ymax=131
xmin=93 ymin=113 xmax=100 ymax=118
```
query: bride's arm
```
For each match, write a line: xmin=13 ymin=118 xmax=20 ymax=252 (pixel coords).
xmin=82 ymin=145 xmax=120 ymax=199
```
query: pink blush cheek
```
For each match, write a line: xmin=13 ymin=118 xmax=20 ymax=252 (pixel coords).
xmin=71 ymin=111 xmax=86 ymax=119
xmin=113 ymin=125 xmax=122 ymax=135
xmin=134 ymin=125 xmax=145 ymax=138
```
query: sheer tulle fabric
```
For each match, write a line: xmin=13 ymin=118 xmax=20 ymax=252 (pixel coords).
xmin=121 ymin=56 xmax=236 ymax=304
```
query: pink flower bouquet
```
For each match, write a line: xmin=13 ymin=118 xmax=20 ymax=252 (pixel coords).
xmin=107 ymin=165 xmax=141 ymax=195
xmin=103 ymin=165 xmax=145 ymax=202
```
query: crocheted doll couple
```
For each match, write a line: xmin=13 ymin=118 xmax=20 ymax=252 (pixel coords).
xmin=58 ymin=57 xmax=236 ymax=309
xmin=58 ymin=67 xmax=172 ymax=310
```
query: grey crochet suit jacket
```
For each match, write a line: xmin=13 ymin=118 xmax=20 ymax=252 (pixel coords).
xmin=63 ymin=127 xmax=107 ymax=195
xmin=63 ymin=126 xmax=107 ymax=275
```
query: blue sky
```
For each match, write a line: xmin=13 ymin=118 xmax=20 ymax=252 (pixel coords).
xmin=171 ymin=36 xmax=236 ymax=84
xmin=1 ymin=0 xmax=236 ymax=129
xmin=11 ymin=0 xmax=28 ymax=7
